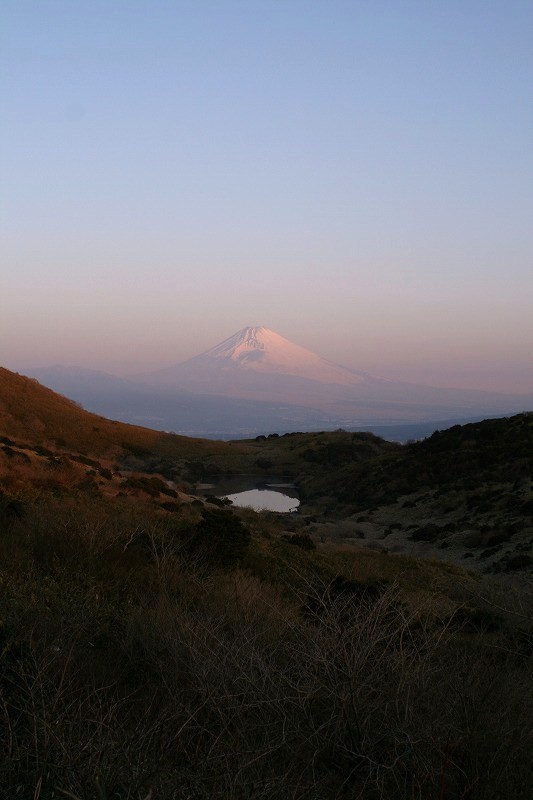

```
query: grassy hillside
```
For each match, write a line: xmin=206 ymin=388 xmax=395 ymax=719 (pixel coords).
xmin=2 ymin=367 xmax=531 ymax=573
xmin=0 ymin=367 xmax=532 ymax=798
xmin=300 ymin=413 xmax=533 ymax=507
xmin=1 ymin=482 xmax=531 ymax=800
xmin=0 ymin=367 xmax=398 ymax=486
xmin=297 ymin=414 xmax=533 ymax=573
xmin=0 ymin=367 xmax=263 ymax=460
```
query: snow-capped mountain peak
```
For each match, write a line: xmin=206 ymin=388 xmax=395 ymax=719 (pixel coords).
xmin=189 ymin=326 xmax=365 ymax=385
xmin=205 ymin=326 xmax=271 ymax=361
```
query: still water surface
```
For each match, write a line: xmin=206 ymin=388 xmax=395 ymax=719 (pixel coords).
xmin=198 ymin=475 xmax=299 ymax=513
xmin=224 ymin=488 xmax=299 ymax=513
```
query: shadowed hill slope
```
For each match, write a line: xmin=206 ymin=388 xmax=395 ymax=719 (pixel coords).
xmin=301 ymin=413 xmax=533 ymax=509
xmin=298 ymin=413 xmax=533 ymax=575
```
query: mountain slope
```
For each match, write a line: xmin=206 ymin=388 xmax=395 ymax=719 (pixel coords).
xmin=0 ymin=367 xmax=243 ymax=460
xmin=298 ymin=412 xmax=533 ymax=574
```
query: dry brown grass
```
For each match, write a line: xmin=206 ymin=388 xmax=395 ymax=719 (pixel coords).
xmin=0 ymin=367 xmax=254 ymax=467
xmin=1 ymin=491 xmax=531 ymax=799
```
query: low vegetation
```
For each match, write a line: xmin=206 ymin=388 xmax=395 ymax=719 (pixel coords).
xmin=298 ymin=413 xmax=533 ymax=509
xmin=293 ymin=414 xmax=533 ymax=573
xmin=0 ymin=369 xmax=532 ymax=798
xmin=0 ymin=487 xmax=532 ymax=800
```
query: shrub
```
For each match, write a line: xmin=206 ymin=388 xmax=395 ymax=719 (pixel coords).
xmin=255 ymin=458 xmax=274 ymax=470
xmin=121 ymin=441 xmax=151 ymax=458
xmin=500 ymin=554 xmax=533 ymax=572
xmin=410 ymin=523 xmax=443 ymax=541
xmin=204 ymin=495 xmax=232 ymax=507
xmin=0 ymin=490 xmax=24 ymax=524
xmin=121 ymin=475 xmax=176 ymax=498
xmin=304 ymin=575 xmax=389 ymax=621
xmin=159 ymin=501 xmax=181 ymax=513
xmin=521 ymin=498 xmax=533 ymax=515
xmin=189 ymin=509 xmax=251 ymax=567
xmin=282 ymin=533 xmax=316 ymax=550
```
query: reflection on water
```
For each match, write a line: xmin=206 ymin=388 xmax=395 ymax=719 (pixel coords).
xmin=197 ymin=475 xmax=300 ymax=513
xmin=224 ymin=488 xmax=299 ymax=513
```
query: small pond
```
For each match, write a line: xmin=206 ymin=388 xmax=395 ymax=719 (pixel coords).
xmin=198 ymin=475 xmax=300 ymax=514
xmin=225 ymin=488 xmax=299 ymax=513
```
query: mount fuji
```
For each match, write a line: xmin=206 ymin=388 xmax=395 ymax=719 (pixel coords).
xmin=24 ymin=326 xmax=532 ymax=437
xmin=134 ymin=326 xmax=531 ymax=420
xmin=178 ymin=326 xmax=364 ymax=385
xmin=136 ymin=326 xmax=369 ymax=394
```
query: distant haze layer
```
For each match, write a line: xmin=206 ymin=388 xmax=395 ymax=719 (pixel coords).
xmin=23 ymin=326 xmax=533 ymax=439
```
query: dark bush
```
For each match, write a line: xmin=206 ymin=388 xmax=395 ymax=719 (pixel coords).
xmin=283 ymin=533 xmax=316 ymax=550
xmin=34 ymin=445 xmax=54 ymax=458
xmin=204 ymin=495 xmax=231 ymax=507
xmin=255 ymin=458 xmax=274 ymax=470
xmin=71 ymin=454 xmax=103 ymax=469
xmin=121 ymin=475 xmax=176 ymax=498
xmin=159 ymin=501 xmax=181 ymax=513
xmin=501 ymin=554 xmax=533 ymax=572
xmin=410 ymin=523 xmax=443 ymax=542
xmin=479 ymin=546 xmax=501 ymax=559
xmin=121 ymin=476 xmax=159 ymax=497
xmin=121 ymin=441 xmax=151 ymax=458
xmin=189 ymin=509 xmax=251 ymax=566
xmin=0 ymin=491 xmax=24 ymax=523
xmin=486 ymin=530 xmax=511 ymax=547
xmin=304 ymin=576 xmax=389 ymax=621
xmin=521 ymin=498 xmax=533 ymax=515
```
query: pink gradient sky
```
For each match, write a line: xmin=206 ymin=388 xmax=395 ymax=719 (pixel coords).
xmin=2 ymin=2 xmax=532 ymax=394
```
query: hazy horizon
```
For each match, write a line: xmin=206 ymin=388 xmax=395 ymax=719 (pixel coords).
xmin=2 ymin=2 xmax=532 ymax=394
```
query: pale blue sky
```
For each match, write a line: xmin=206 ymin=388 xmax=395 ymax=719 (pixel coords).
xmin=2 ymin=1 xmax=532 ymax=391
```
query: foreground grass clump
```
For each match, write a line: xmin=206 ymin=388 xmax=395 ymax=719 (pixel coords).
xmin=0 ymin=492 xmax=532 ymax=799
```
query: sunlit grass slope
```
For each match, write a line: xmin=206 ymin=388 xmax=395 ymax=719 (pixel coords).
xmin=0 ymin=367 xmax=396 ymax=478
xmin=0 ymin=366 xmax=250 ymax=463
